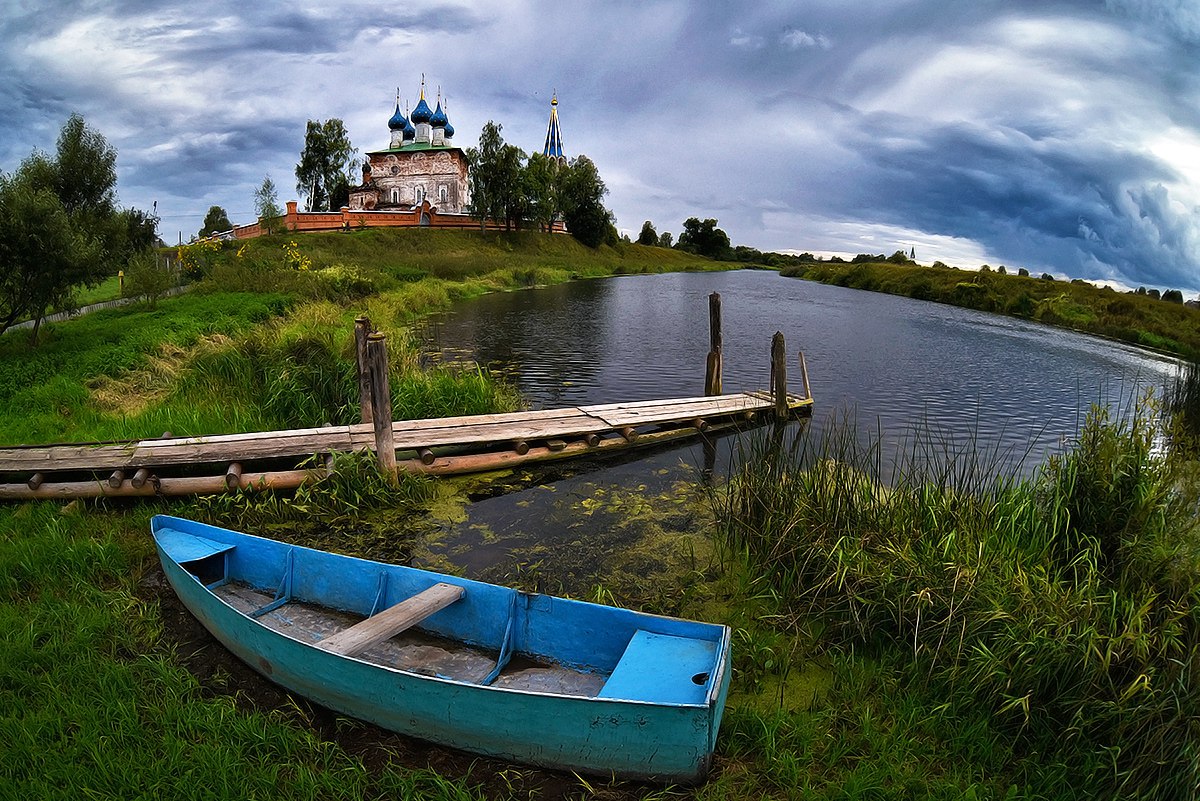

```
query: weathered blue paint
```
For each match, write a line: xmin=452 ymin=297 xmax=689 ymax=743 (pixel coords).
xmin=151 ymin=515 xmax=731 ymax=781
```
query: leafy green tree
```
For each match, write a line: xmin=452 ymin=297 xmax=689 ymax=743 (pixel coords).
xmin=659 ymin=231 xmax=673 ymax=248
xmin=557 ymin=155 xmax=613 ymax=248
xmin=0 ymin=168 xmax=102 ymax=340
xmin=295 ymin=119 xmax=357 ymax=212
xmin=677 ymin=217 xmax=732 ymax=260
xmin=1018 ymin=267 xmax=1030 ymax=277
xmin=637 ymin=220 xmax=658 ymax=246
xmin=199 ymin=205 xmax=232 ymax=237
xmin=466 ymin=122 xmax=528 ymax=231
xmin=522 ymin=152 xmax=559 ymax=232
xmin=255 ymin=176 xmax=284 ymax=235
xmin=1163 ymin=289 xmax=1184 ymax=304
xmin=0 ymin=115 xmax=152 ymax=343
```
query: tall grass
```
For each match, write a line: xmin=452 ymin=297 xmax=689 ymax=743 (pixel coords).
xmin=1167 ymin=357 xmax=1200 ymax=452
xmin=717 ymin=403 xmax=1200 ymax=799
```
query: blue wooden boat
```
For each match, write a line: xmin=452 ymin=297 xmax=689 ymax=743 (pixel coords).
xmin=151 ymin=515 xmax=731 ymax=781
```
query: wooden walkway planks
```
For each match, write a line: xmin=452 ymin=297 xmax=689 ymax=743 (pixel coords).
xmin=0 ymin=393 xmax=798 ymax=474
xmin=0 ymin=392 xmax=814 ymax=498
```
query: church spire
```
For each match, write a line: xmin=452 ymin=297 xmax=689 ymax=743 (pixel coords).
xmin=542 ymin=92 xmax=565 ymax=163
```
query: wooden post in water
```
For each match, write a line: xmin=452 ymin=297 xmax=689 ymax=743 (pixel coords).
xmin=798 ymin=351 xmax=812 ymax=401
xmin=366 ymin=332 xmax=397 ymax=478
xmin=704 ymin=293 xmax=723 ymax=396
xmin=770 ymin=331 xmax=788 ymax=419
xmin=355 ymin=317 xmax=374 ymax=424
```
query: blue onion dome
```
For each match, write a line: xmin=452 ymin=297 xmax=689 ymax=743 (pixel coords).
xmin=444 ymin=118 xmax=454 ymax=138
xmin=388 ymin=101 xmax=407 ymax=131
xmin=402 ymin=116 xmax=416 ymax=141
xmin=430 ymin=100 xmax=448 ymax=128
xmin=411 ymin=92 xmax=433 ymax=124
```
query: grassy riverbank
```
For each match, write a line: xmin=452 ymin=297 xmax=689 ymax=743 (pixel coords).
xmin=4 ymin=230 xmax=1199 ymax=799
xmin=781 ymin=260 xmax=1200 ymax=359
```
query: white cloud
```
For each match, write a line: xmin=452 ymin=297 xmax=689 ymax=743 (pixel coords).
xmin=781 ymin=29 xmax=830 ymax=49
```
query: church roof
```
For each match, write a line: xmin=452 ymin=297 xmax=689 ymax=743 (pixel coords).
xmin=388 ymin=100 xmax=408 ymax=131
xmin=430 ymin=99 xmax=448 ymax=128
xmin=411 ymin=85 xmax=434 ymax=124
xmin=542 ymin=93 xmax=564 ymax=160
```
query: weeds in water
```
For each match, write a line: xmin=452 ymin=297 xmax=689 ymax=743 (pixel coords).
xmin=717 ymin=402 xmax=1200 ymax=798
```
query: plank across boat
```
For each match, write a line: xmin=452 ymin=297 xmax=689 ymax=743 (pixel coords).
xmin=151 ymin=515 xmax=732 ymax=781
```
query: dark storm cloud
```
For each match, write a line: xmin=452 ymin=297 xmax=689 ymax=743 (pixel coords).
xmin=0 ymin=1 xmax=1196 ymax=292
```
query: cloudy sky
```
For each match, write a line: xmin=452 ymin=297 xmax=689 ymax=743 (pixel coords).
xmin=2 ymin=1 xmax=1198 ymax=294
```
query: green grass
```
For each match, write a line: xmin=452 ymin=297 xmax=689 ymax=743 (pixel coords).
xmin=783 ymin=261 xmax=1200 ymax=359
xmin=715 ymin=402 xmax=1200 ymax=798
xmin=8 ymin=229 xmax=1198 ymax=799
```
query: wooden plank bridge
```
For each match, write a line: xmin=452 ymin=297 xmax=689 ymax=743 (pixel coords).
xmin=0 ymin=293 xmax=814 ymax=500
xmin=0 ymin=391 xmax=812 ymax=499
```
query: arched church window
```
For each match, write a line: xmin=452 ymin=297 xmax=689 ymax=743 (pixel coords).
xmin=415 ymin=186 xmax=425 ymax=204
xmin=438 ymin=186 xmax=447 ymax=203
xmin=391 ymin=188 xmax=400 ymax=204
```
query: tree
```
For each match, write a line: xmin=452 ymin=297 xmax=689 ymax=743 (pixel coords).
xmin=1018 ymin=267 xmax=1030 ymax=277
xmin=522 ymin=152 xmax=559 ymax=232
xmin=1163 ymin=289 xmax=1184 ymax=304
xmin=199 ymin=206 xmax=232 ymax=237
xmin=255 ymin=177 xmax=283 ymax=235
xmin=659 ymin=231 xmax=673 ymax=248
xmin=637 ymin=220 xmax=658 ymax=246
xmin=466 ymin=121 xmax=525 ymax=231
xmin=677 ymin=218 xmax=732 ymax=260
xmin=0 ymin=115 xmax=150 ymax=343
xmin=557 ymin=155 xmax=613 ymax=248
xmin=0 ymin=167 xmax=102 ymax=341
xmin=295 ymin=119 xmax=357 ymax=212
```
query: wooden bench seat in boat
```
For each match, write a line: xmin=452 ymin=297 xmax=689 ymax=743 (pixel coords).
xmin=316 ymin=582 xmax=464 ymax=657
xmin=597 ymin=630 xmax=719 ymax=705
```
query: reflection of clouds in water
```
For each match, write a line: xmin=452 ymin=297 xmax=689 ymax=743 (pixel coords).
xmin=420 ymin=270 xmax=1177 ymax=576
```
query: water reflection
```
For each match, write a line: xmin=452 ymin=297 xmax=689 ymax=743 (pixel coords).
xmin=418 ymin=271 xmax=1179 ymax=581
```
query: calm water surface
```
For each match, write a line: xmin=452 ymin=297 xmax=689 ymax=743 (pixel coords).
xmin=417 ymin=270 xmax=1179 ymax=585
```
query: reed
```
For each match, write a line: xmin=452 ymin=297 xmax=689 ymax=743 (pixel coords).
xmin=1167 ymin=357 xmax=1200 ymax=452
xmin=716 ymin=402 xmax=1200 ymax=798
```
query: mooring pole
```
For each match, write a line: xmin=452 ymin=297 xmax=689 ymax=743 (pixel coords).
xmin=366 ymin=332 xmax=397 ymax=479
xmin=771 ymin=331 xmax=788 ymax=419
xmin=704 ymin=292 xmax=723 ymax=396
xmin=355 ymin=316 xmax=374 ymax=424
xmin=798 ymin=351 xmax=812 ymax=401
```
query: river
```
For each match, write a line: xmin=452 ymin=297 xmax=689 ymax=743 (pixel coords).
xmin=415 ymin=270 xmax=1179 ymax=590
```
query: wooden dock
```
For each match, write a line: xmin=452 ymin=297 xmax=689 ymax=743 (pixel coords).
xmin=0 ymin=293 xmax=815 ymax=500
xmin=0 ymin=392 xmax=813 ymax=500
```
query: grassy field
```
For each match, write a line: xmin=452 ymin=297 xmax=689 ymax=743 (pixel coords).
xmin=781 ymin=260 xmax=1200 ymax=359
xmin=4 ymin=230 xmax=1198 ymax=799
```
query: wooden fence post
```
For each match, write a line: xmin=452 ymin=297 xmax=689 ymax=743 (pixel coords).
xmin=355 ymin=317 xmax=374 ymax=424
xmin=366 ymin=332 xmax=397 ymax=478
xmin=770 ymin=331 xmax=788 ymax=419
xmin=704 ymin=292 xmax=723 ymax=396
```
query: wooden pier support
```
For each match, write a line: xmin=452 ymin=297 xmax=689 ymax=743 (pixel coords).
xmin=131 ymin=467 xmax=156 ymax=490
xmin=770 ymin=332 xmax=788 ymax=419
xmin=418 ymin=448 xmax=436 ymax=466
xmin=585 ymin=433 xmax=601 ymax=447
xmin=704 ymin=293 xmax=723 ymax=396
xmin=225 ymin=462 xmax=243 ymax=490
xmin=27 ymin=473 xmax=44 ymax=491
xmin=798 ymin=351 xmax=812 ymax=401
xmin=513 ymin=440 xmax=530 ymax=456
xmin=355 ymin=317 xmax=374 ymax=424
xmin=366 ymin=332 xmax=397 ymax=478
xmin=108 ymin=469 xmax=125 ymax=489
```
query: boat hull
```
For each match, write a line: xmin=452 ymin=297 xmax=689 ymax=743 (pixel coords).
xmin=152 ymin=515 xmax=730 ymax=781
